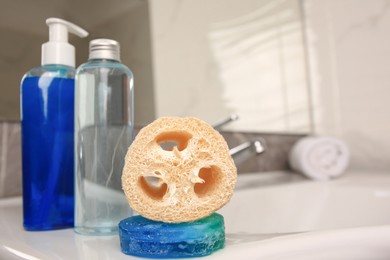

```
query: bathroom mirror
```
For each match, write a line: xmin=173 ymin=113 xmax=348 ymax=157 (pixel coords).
xmin=150 ymin=0 xmax=312 ymax=133
xmin=0 ymin=0 xmax=312 ymax=133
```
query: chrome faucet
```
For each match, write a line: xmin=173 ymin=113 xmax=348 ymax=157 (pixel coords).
xmin=213 ymin=114 xmax=266 ymax=157
xmin=229 ymin=140 xmax=265 ymax=157
xmin=212 ymin=114 xmax=239 ymax=130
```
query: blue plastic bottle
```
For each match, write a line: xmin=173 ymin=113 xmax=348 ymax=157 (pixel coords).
xmin=20 ymin=18 xmax=88 ymax=231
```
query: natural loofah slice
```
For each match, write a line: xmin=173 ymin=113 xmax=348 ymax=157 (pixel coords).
xmin=122 ymin=117 xmax=237 ymax=223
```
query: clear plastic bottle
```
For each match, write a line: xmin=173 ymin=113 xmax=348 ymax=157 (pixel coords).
xmin=74 ymin=39 xmax=134 ymax=235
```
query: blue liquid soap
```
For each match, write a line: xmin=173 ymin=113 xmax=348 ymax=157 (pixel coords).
xmin=118 ymin=213 xmax=225 ymax=258
xmin=21 ymin=67 xmax=75 ymax=230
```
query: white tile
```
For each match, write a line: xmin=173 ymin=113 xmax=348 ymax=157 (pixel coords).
xmin=305 ymin=0 xmax=390 ymax=171
xmin=0 ymin=123 xmax=8 ymax=197
xmin=149 ymin=0 xmax=312 ymax=132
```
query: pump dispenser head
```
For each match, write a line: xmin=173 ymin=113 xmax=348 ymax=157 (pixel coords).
xmin=42 ymin=18 xmax=88 ymax=67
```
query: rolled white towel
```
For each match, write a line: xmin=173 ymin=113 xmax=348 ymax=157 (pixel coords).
xmin=289 ymin=136 xmax=350 ymax=181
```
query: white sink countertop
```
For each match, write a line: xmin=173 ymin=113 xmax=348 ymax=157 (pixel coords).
xmin=1 ymin=171 xmax=390 ymax=260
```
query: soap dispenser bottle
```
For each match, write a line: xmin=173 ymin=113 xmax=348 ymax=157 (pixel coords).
xmin=20 ymin=18 xmax=88 ymax=231
xmin=74 ymin=39 xmax=134 ymax=235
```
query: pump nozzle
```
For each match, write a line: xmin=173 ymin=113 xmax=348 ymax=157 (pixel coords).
xmin=42 ymin=17 xmax=89 ymax=67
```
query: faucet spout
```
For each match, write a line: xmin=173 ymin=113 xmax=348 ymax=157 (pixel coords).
xmin=213 ymin=114 xmax=239 ymax=130
xmin=229 ymin=140 xmax=265 ymax=157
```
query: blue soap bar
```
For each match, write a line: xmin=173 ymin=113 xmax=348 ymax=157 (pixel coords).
xmin=118 ymin=213 xmax=225 ymax=258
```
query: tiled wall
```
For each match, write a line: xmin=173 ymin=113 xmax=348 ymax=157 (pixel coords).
xmin=3 ymin=0 xmax=389 ymax=198
xmin=0 ymin=121 xmax=302 ymax=198
xmin=0 ymin=122 xmax=22 ymax=198
xmin=221 ymin=131 xmax=304 ymax=173
xmin=304 ymin=0 xmax=390 ymax=172
xmin=149 ymin=0 xmax=312 ymax=133
xmin=0 ymin=0 xmax=156 ymax=126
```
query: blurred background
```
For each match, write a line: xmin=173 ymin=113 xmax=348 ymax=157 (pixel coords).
xmin=1 ymin=0 xmax=311 ymax=133
xmin=1 ymin=0 xmax=390 ymax=171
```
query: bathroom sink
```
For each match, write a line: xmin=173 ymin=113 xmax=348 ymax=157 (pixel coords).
xmin=1 ymin=171 xmax=390 ymax=259
xmin=220 ymin=171 xmax=390 ymax=233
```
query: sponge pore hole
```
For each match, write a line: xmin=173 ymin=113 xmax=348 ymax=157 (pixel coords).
xmin=194 ymin=166 xmax=221 ymax=197
xmin=139 ymin=176 xmax=168 ymax=200
xmin=156 ymin=131 xmax=192 ymax=151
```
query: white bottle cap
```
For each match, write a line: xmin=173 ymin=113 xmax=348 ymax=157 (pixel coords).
xmin=42 ymin=18 xmax=89 ymax=67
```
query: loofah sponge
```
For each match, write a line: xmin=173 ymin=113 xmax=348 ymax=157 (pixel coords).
xmin=122 ymin=117 xmax=237 ymax=223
